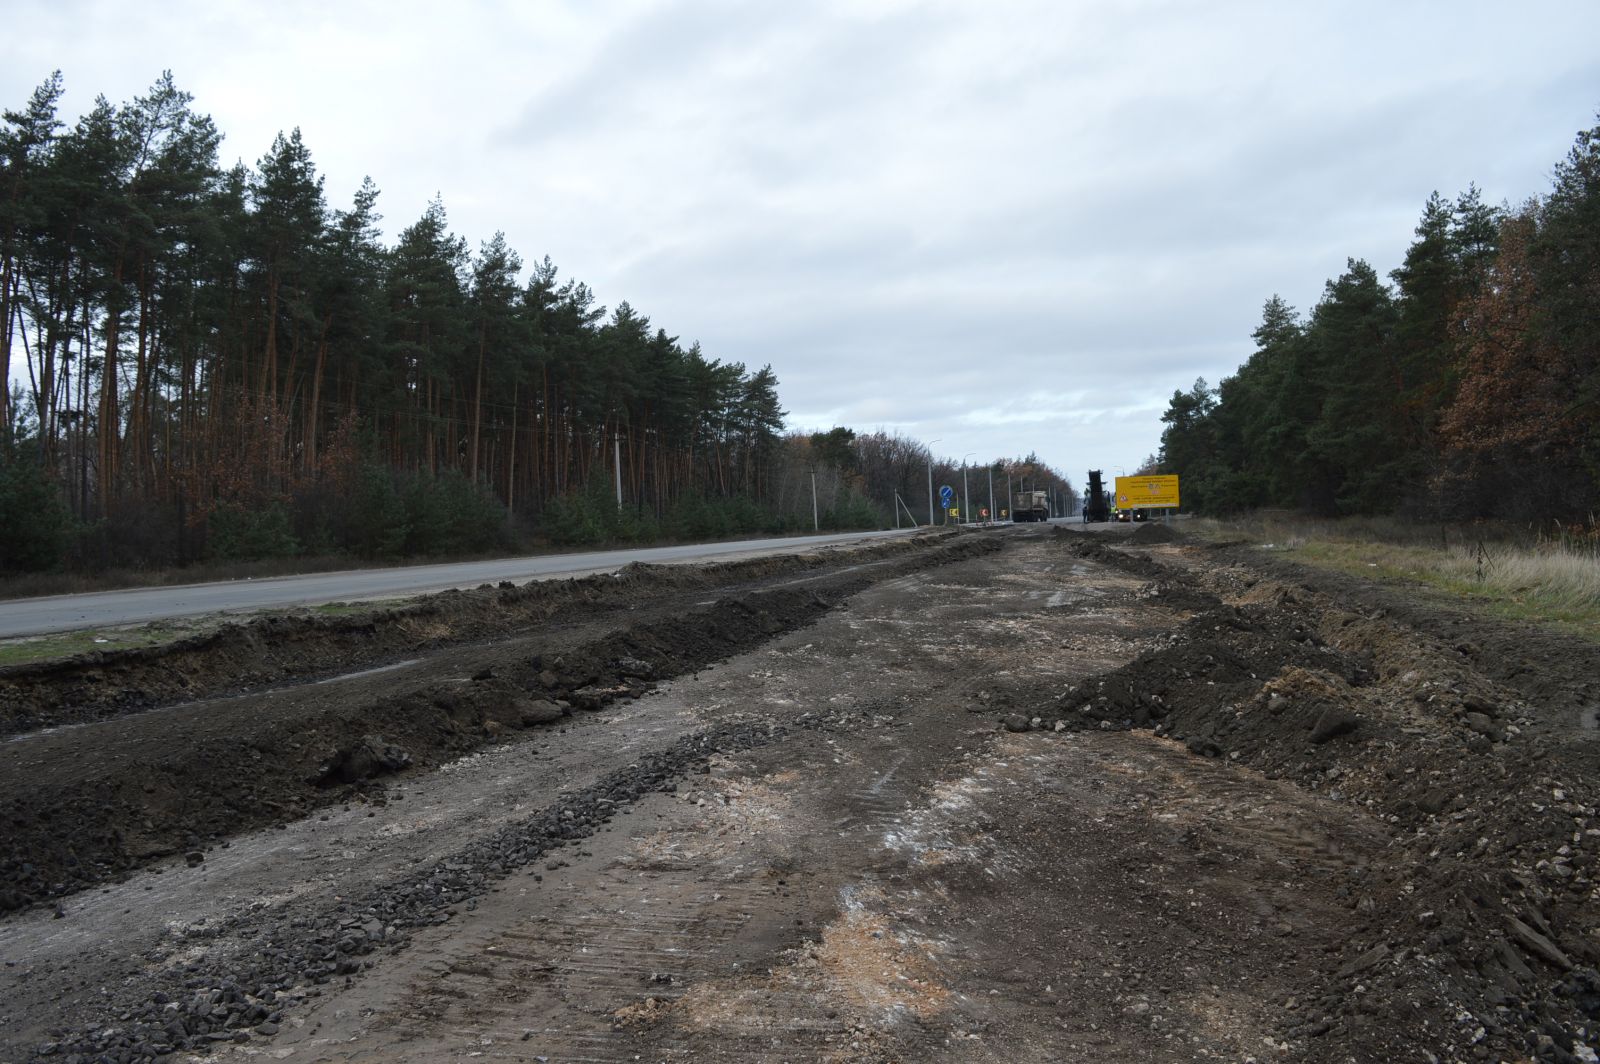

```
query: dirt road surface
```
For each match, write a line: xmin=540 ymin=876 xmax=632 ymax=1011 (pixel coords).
xmin=4 ymin=525 xmax=1600 ymax=1063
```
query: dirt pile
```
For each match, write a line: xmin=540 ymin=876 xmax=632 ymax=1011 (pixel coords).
xmin=1055 ymin=528 xmax=1169 ymax=580
xmin=1056 ymin=602 xmax=1362 ymax=748
xmin=1056 ymin=528 xmax=1221 ymax=613
xmin=311 ymin=734 xmax=414 ymax=786
xmin=26 ymin=717 xmax=805 ymax=1064
xmin=1128 ymin=520 xmax=1184 ymax=544
xmin=1225 ymin=543 xmax=1600 ymax=717
xmin=1037 ymin=539 xmax=1600 ymax=1061
xmin=0 ymin=534 xmax=1000 ymax=915
xmin=0 ymin=532 xmax=962 ymax=737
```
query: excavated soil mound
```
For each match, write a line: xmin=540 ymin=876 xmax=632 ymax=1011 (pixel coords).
xmin=1053 ymin=528 xmax=1168 ymax=579
xmin=1038 ymin=540 xmax=1600 ymax=1061
xmin=1057 ymin=602 xmax=1363 ymax=743
xmin=0 ymin=534 xmax=964 ymax=737
xmin=0 ymin=535 xmax=999 ymax=914
xmin=30 ymin=717 xmax=803 ymax=1064
xmin=1056 ymin=530 xmax=1221 ymax=613
xmin=1127 ymin=520 xmax=1184 ymax=544
xmin=1223 ymin=544 xmax=1600 ymax=719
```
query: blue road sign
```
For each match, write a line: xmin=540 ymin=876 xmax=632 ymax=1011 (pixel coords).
xmin=939 ymin=485 xmax=954 ymax=505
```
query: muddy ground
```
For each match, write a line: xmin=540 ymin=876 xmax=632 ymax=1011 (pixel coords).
xmin=0 ymin=535 xmax=971 ymax=737
xmin=3 ymin=524 xmax=1600 ymax=1063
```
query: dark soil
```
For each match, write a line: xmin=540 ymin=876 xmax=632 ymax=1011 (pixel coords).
xmin=1033 ymin=535 xmax=1600 ymax=1062
xmin=1221 ymin=543 xmax=1600 ymax=717
xmin=1055 ymin=526 xmax=1221 ymax=612
xmin=0 ymin=533 xmax=960 ymax=737
xmin=23 ymin=717 xmax=807 ymax=1064
xmin=1128 ymin=520 xmax=1185 ymax=544
xmin=13 ymin=526 xmax=1600 ymax=1063
xmin=0 ymin=534 xmax=998 ymax=916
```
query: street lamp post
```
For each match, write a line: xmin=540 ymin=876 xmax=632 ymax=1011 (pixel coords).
xmin=926 ymin=439 xmax=941 ymax=527
xmin=809 ymin=468 xmax=819 ymax=532
xmin=961 ymin=453 xmax=974 ymax=527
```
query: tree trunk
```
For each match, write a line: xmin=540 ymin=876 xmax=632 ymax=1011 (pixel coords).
xmin=98 ymin=255 xmax=127 ymax=514
xmin=262 ymin=269 xmax=279 ymax=406
xmin=506 ymin=381 xmax=518 ymax=514
xmin=470 ymin=326 xmax=485 ymax=482
xmin=305 ymin=311 xmax=332 ymax=473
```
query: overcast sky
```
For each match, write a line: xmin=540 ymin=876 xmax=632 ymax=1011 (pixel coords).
xmin=6 ymin=1 xmax=1599 ymax=484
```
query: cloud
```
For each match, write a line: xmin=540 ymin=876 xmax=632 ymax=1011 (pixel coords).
xmin=5 ymin=0 xmax=1600 ymax=479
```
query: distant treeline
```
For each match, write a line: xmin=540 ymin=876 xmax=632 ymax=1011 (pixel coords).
xmin=1157 ymin=114 xmax=1600 ymax=523
xmin=0 ymin=73 xmax=1074 ymax=573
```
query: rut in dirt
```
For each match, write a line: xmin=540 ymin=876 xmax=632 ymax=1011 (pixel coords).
xmin=20 ymin=716 xmax=811 ymax=1064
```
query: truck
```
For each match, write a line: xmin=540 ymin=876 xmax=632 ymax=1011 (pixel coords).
xmin=1082 ymin=470 xmax=1111 ymax=522
xmin=1011 ymin=490 xmax=1049 ymax=522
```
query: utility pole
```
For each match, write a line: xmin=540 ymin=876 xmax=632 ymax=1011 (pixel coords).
xmin=961 ymin=453 xmax=974 ymax=527
xmin=987 ymin=464 xmax=995 ymax=526
xmin=810 ymin=469 xmax=819 ymax=532
xmin=926 ymin=438 xmax=941 ymax=527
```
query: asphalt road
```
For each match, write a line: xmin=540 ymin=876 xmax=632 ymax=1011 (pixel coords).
xmin=0 ymin=529 xmax=920 ymax=638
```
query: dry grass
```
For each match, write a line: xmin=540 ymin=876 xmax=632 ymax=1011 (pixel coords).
xmin=1193 ymin=514 xmax=1600 ymax=641
xmin=0 ymin=601 xmax=379 ymax=668
xmin=0 ymin=624 xmax=192 ymax=667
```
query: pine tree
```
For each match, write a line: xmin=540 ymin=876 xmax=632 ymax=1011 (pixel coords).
xmin=1301 ymin=259 xmax=1400 ymax=512
xmin=1533 ymin=114 xmax=1600 ymax=476
xmin=0 ymin=72 xmax=65 ymax=452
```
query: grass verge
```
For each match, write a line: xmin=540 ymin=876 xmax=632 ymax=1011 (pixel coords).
xmin=0 ymin=601 xmax=399 ymax=668
xmin=1191 ymin=515 xmax=1600 ymax=642
xmin=0 ymin=624 xmax=196 ymax=668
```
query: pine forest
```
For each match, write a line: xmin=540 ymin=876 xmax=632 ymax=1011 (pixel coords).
xmin=0 ymin=73 xmax=1077 ymax=574
xmin=1156 ymin=114 xmax=1600 ymax=526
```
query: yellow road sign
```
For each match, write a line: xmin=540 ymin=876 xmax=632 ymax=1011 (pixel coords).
xmin=1114 ymin=474 xmax=1180 ymax=509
